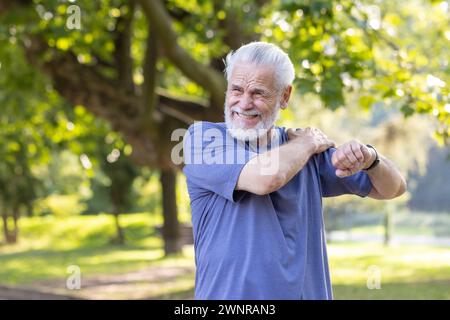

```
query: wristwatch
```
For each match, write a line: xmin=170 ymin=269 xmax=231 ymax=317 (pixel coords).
xmin=364 ymin=144 xmax=380 ymax=171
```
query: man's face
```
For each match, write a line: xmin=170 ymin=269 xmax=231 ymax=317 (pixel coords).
xmin=224 ymin=63 xmax=282 ymax=141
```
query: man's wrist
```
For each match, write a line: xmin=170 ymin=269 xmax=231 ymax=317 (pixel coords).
xmin=363 ymin=144 xmax=380 ymax=171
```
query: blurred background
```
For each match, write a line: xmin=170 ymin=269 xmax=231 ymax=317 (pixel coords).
xmin=0 ymin=0 xmax=449 ymax=299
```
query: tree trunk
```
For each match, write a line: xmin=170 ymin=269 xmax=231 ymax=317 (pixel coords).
xmin=25 ymin=201 xmax=33 ymax=217
xmin=11 ymin=205 xmax=19 ymax=243
xmin=160 ymin=168 xmax=181 ymax=255
xmin=111 ymin=202 xmax=125 ymax=245
xmin=2 ymin=212 xmax=8 ymax=244
xmin=383 ymin=208 xmax=393 ymax=246
xmin=2 ymin=211 xmax=17 ymax=244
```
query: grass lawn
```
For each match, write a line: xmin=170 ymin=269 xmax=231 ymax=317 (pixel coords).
xmin=0 ymin=213 xmax=449 ymax=299
xmin=328 ymin=242 xmax=450 ymax=299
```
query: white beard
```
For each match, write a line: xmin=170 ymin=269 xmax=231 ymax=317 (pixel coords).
xmin=224 ymin=100 xmax=281 ymax=142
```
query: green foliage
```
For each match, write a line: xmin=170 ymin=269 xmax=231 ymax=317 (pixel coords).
xmin=0 ymin=38 xmax=60 ymax=213
xmin=33 ymin=0 xmax=119 ymax=67
xmin=2 ymin=0 xmax=448 ymax=151
xmin=264 ymin=0 xmax=450 ymax=142
xmin=0 ymin=0 xmax=448 ymax=257
xmin=2 ymin=0 xmax=449 ymax=139
xmin=0 ymin=27 xmax=139 ymax=222
xmin=35 ymin=194 xmax=87 ymax=217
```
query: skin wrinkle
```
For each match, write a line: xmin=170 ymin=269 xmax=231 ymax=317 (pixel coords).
xmin=224 ymin=62 xmax=286 ymax=142
xmin=228 ymin=63 xmax=279 ymax=111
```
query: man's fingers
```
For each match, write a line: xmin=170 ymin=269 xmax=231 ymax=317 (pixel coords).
xmin=326 ymin=138 xmax=336 ymax=148
xmin=333 ymin=141 xmax=372 ymax=177
xmin=336 ymin=149 xmax=352 ymax=168
xmin=331 ymin=149 xmax=345 ymax=168
xmin=336 ymin=164 xmax=360 ymax=177
xmin=335 ymin=168 xmax=352 ymax=178
xmin=351 ymin=143 xmax=365 ymax=162
xmin=360 ymin=144 xmax=372 ymax=161
xmin=288 ymin=127 xmax=334 ymax=154
xmin=287 ymin=127 xmax=305 ymax=140
xmin=344 ymin=144 xmax=359 ymax=165
xmin=287 ymin=128 xmax=299 ymax=140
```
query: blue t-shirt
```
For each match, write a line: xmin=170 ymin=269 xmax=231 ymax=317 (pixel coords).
xmin=183 ymin=121 xmax=373 ymax=300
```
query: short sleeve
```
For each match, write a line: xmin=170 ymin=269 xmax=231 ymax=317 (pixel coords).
xmin=317 ymin=148 xmax=373 ymax=198
xmin=183 ymin=122 xmax=257 ymax=203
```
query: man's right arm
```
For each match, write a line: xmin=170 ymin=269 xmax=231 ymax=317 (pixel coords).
xmin=236 ymin=128 xmax=335 ymax=195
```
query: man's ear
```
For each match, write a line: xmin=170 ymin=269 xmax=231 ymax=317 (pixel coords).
xmin=280 ymin=85 xmax=292 ymax=109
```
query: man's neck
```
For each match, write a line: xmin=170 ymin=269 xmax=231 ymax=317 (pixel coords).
xmin=259 ymin=127 xmax=276 ymax=147
xmin=245 ymin=126 xmax=277 ymax=152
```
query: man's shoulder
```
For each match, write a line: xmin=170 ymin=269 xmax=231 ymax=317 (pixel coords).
xmin=184 ymin=122 xmax=230 ymax=151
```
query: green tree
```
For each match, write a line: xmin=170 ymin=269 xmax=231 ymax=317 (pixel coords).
xmin=1 ymin=0 xmax=448 ymax=253
xmin=0 ymin=41 xmax=65 ymax=242
xmin=97 ymin=134 xmax=139 ymax=245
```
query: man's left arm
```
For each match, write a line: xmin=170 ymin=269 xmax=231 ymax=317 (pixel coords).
xmin=331 ymin=140 xmax=407 ymax=200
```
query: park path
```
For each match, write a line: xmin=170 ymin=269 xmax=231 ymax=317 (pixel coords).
xmin=329 ymin=231 xmax=450 ymax=246
xmin=0 ymin=285 xmax=77 ymax=300
xmin=0 ymin=265 xmax=195 ymax=300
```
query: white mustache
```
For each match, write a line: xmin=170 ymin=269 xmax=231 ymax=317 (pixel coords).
xmin=230 ymin=107 xmax=262 ymax=116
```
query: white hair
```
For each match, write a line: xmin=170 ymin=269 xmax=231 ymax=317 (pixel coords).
xmin=224 ymin=42 xmax=295 ymax=91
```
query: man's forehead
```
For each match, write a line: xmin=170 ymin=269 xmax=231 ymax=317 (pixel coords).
xmin=230 ymin=63 xmax=276 ymax=85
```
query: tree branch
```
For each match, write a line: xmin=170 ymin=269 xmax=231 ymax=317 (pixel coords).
xmin=142 ymin=24 xmax=159 ymax=132
xmin=0 ymin=0 xmax=30 ymax=14
xmin=3 ymin=0 xmax=214 ymax=168
xmin=157 ymin=89 xmax=207 ymax=124
xmin=164 ymin=0 xmax=191 ymax=22
xmin=114 ymin=0 xmax=135 ymax=93
xmin=137 ymin=0 xmax=226 ymax=111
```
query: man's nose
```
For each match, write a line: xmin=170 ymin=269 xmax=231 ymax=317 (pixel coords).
xmin=238 ymin=94 xmax=254 ymax=110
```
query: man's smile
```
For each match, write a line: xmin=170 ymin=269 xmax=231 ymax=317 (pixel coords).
xmin=233 ymin=111 xmax=260 ymax=120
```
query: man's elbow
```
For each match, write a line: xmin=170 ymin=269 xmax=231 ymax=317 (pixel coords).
xmin=395 ymin=178 xmax=407 ymax=198
xmin=384 ymin=178 xmax=407 ymax=200
xmin=370 ymin=177 xmax=407 ymax=200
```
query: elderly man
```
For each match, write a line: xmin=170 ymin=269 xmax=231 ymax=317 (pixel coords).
xmin=183 ymin=42 xmax=406 ymax=300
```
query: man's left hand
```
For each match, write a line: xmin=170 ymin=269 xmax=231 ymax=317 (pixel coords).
xmin=331 ymin=140 xmax=376 ymax=178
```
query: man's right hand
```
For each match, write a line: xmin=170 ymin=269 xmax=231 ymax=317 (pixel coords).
xmin=237 ymin=127 xmax=334 ymax=195
xmin=287 ymin=127 xmax=335 ymax=154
